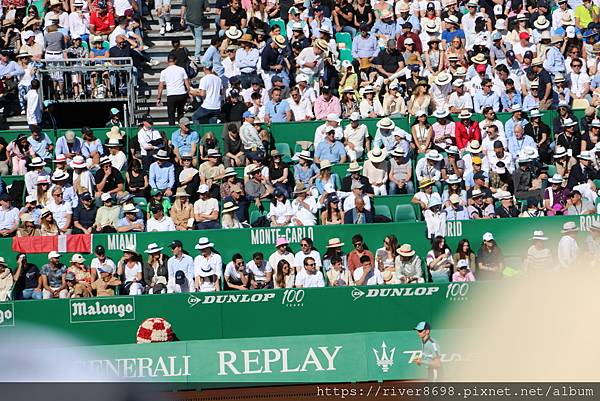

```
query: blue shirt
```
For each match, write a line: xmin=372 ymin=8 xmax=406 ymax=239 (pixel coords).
xmin=504 ymin=117 xmax=528 ymax=141
xmin=396 ymin=15 xmax=420 ymax=33
xmin=351 ymin=34 xmax=379 ymax=59
xmin=473 ymin=91 xmax=500 ymax=113
xmin=171 ymin=129 xmax=199 ymax=156
xmin=81 ymin=139 xmax=104 ymax=159
xmin=309 ymin=18 xmax=333 ymax=38
xmin=543 ymin=46 xmax=566 ymax=74
xmin=0 ymin=60 xmax=24 ymax=80
xmin=508 ymin=135 xmax=537 ymax=159
xmin=149 ymin=161 xmax=175 ymax=190
xmin=28 ymin=133 xmax=53 ymax=160
xmin=370 ymin=20 xmax=397 ymax=39
xmin=117 ymin=217 xmax=144 ymax=230
xmin=293 ymin=163 xmax=320 ymax=187
xmin=265 ymin=99 xmax=291 ymax=123
xmin=441 ymin=29 xmax=465 ymax=44
xmin=55 ymin=136 xmax=83 ymax=157
xmin=235 ymin=48 xmax=260 ymax=73
xmin=167 ymin=254 xmax=195 ymax=284
xmin=315 ymin=140 xmax=346 ymax=163
xmin=500 ymin=92 xmax=522 ymax=112
xmin=201 ymin=45 xmax=224 ymax=76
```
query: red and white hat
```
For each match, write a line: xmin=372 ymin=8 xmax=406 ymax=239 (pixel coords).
xmin=136 ymin=317 xmax=176 ymax=344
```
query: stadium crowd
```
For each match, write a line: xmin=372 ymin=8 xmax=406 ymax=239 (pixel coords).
xmin=1 ymin=0 xmax=600 ymax=298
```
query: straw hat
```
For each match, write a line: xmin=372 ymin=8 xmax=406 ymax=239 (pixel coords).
xmin=347 ymin=161 xmax=362 ymax=173
xmin=122 ymin=203 xmax=139 ymax=214
xmin=458 ymin=109 xmax=472 ymax=119
xmin=561 ymin=13 xmax=575 ymax=26
xmin=534 ymin=15 xmax=550 ymax=30
xmin=419 ymin=178 xmax=435 ymax=189
xmin=434 ymin=72 xmax=452 ymax=86
xmin=426 ymin=149 xmax=443 ymax=161
xmin=446 ymin=174 xmax=462 ymax=184
xmin=326 ymin=238 xmax=345 ymax=248
xmin=561 ymin=221 xmax=578 ymax=233
xmin=466 ymin=140 xmax=483 ymax=153
xmin=154 ymin=150 xmax=170 ymax=160
xmin=225 ymin=26 xmax=243 ymax=40
xmin=194 ymin=237 xmax=214 ymax=250
xmin=530 ymin=230 xmax=548 ymax=241
xmin=29 ymin=157 xmax=46 ymax=167
xmin=315 ymin=39 xmax=329 ymax=52
xmin=144 ymin=243 xmax=164 ymax=254
xmin=470 ymin=53 xmax=487 ymax=64
xmin=376 ymin=117 xmax=395 ymax=129
xmin=297 ymin=150 xmax=312 ymax=161
xmin=121 ymin=246 xmax=138 ymax=254
xmin=222 ymin=201 xmax=239 ymax=214
xmin=319 ymin=159 xmax=332 ymax=170
xmin=367 ymin=147 xmax=388 ymax=163
xmin=175 ymin=187 xmax=190 ymax=197
xmin=397 ymin=244 xmax=415 ymax=257
xmin=106 ymin=126 xmax=124 ymax=139
xmin=433 ymin=108 xmax=449 ymax=119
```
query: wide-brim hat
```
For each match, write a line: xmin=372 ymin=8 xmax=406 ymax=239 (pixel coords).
xmin=419 ymin=178 xmax=435 ymax=189
xmin=530 ymin=230 xmax=549 ymax=241
xmin=293 ymin=183 xmax=309 ymax=195
xmin=273 ymin=34 xmax=286 ymax=48
xmin=426 ymin=150 xmax=443 ymax=161
xmin=175 ymin=187 xmax=190 ymax=197
xmin=446 ymin=174 xmax=462 ymax=184
xmin=29 ymin=157 xmax=46 ymax=167
xmin=561 ymin=13 xmax=575 ymax=26
xmin=225 ymin=26 xmax=243 ymax=40
xmin=458 ymin=110 xmax=472 ymax=119
xmin=561 ymin=221 xmax=578 ymax=233
xmin=361 ymin=85 xmax=375 ymax=94
xmin=144 ymin=243 xmax=164 ymax=254
xmin=433 ymin=109 xmax=449 ymax=119
xmin=106 ymin=138 xmax=121 ymax=147
xmin=297 ymin=150 xmax=312 ymax=161
xmin=376 ymin=117 xmax=395 ymax=129
xmin=397 ymin=244 xmax=415 ymax=257
xmin=390 ymin=147 xmax=406 ymax=157
xmin=530 ymin=109 xmax=542 ymax=118
xmin=222 ymin=201 xmax=239 ymax=214
xmin=106 ymin=126 xmax=125 ymax=139
xmin=207 ymin=149 xmax=222 ymax=158
xmin=434 ymin=73 xmax=452 ymax=86
xmin=347 ymin=161 xmax=362 ymax=173
xmin=548 ymin=173 xmax=564 ymax=184
xmin=22 ymin=17 xmax=41 ymax=30
xmin=51 ymin=171 xmax=69 ymax=182
xmin=195 ymin=237 xmax=214 ymax=250
xmin=470 ymin=53 xmax=487 ymax=64
xmin=578 ymin=151 xmax=594 ymax=161
xmin=534 ymin=16 xmax=550 ymax=30
xmin=239 ymin=33 xmax=254 ymax=44
xmin=563 ymin=118 xmax=577 ymax=127
xmin=466 ymin=140 xmax=483 ymax=153
xmin=121 ymin=246 xmax=139 ymax=254
xmin=154 ymin=150 xmax=170 ymax=160
xmin=367 ymin=147 xmax=387 ymax=163
xmin=326 ymin=238 xmax=345 ymax=248
xmin=122 ymin=203 xmax=139 ymax=214
xmin=198 ymin=266 xmax=215 ymax=277
xmin=223 ymin=167 xmax=237 ymax=178
xmin=319 ymin=159 xmax=332 ymax=170
xmin=315 ymin=39 xmax=329 ymax=52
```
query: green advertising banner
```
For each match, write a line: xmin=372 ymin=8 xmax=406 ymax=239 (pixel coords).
xmin=0 ymin=283 xmax=480 ymax=346
xmin=72 ymin=330 xmax=464 ymax=384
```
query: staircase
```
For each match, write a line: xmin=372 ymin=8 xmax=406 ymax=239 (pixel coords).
xmin=6 ymin=1 xmax=216 ymax=130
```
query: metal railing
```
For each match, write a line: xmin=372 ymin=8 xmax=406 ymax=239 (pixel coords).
xmin=37 ymin=57 xmax=136 ymax=126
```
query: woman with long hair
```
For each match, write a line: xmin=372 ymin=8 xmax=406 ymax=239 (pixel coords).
xmin=376 ymin=235 xmax=399 ymax=272
xmin=446 ymin=36 xmax=466 ymax=66
xmin=221 ymin=201 xmax=243 ymax=229
xmin=359 ymin=86 xmax=384 ymax=118
xmin=268 ymin=190 xmax=293 ymax=227
xmin=169 ymin=188 xmax=194 ymax=230
xmin=340 ymin=87 xmax=360 ymax=119
xmin=126 ymin=159 xmax=149 ymax=199
xmin=67 ymin=254 xmax=95 ymax=297
xmin=426 ymin=235 xmax=453 ymax=282
xmin=476 ymin=232 xmax=504 ymax=280
xmin=452 ymin=239 xmax=477 ymax=271
xmin=199 ymin=131 xmax=219 ymax=162
xmin=36 ymin=175 xmax=51 ymax=207
xmin=39 ymin=208 xmax=59 ymax=236
xmin=407 ymin=80 xmax=432 ymax=116
xmin=321 ymin=195 xmax=344 ymax=225
xmin=441 ymin=175 xmax=467 ymax=207
xmin=315 ymin=162 xmax=339 ymax=195
xmin=339 ymin=61 xmax=358 ymax=93
xmin=117 ymin=248 xmax=144 ymax=295
xmin=293 ymin=151 xmax=319 ymax=189
xmin=267 ymin=150 xmax=291 ymax=198
xmin=142 ymin=243 xmax=168 ymax=294
xmin=322 ymin=238 xmax=347 ymax=271
xmin=16 ymin=214 xmax=40 ymax=237
xmin=425 ymin=37 xmax=445 ymax=75
xmin=412 ymin=111 xmax=432 ymax=154
xmin=7 ymin=134 xmax=33 ymax=175
xmin=274 ymin=259 xmax=295 ymax=289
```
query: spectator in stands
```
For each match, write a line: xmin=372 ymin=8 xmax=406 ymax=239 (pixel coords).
xmin=566 ymin=189 xmax=595 ymax=215
xmin=324 ymin=255 xmax=351 ymax=286
xmin=347 ymin=234 xmax=374 ymax=274
xmin=35 ymin=175 xmax=51 ymax=207
xmin=55 ymin=130 xmax=83 ymax=162
xmin=544 ymin=174 xmax=569 ymax=215
xmin=7 ymin=134 xmax=33 ymax=176
xmin=426 ymin=236 xmax=452 ymax=282
xmin=264 ymin=87 xmax=292 ymax=123
xmin=90 ymin=245 xmax=116 ymax=279
xmin=468 ymin=189 xmax=496 ymax=219
xmin=224 ymin=253 xmax=249 ymax=290
xmin=171 ymin=117 xmax=199 ymax=166
xmin=0 ymin=260 xmax=12 ymax=300
xmin=314 ymin=114 xmax=343 ymax=148
xmin=293 ymin=237 xmax=322 ymax=273
xmin=290 ymin=184 xmax=318 ymax=226
xmin=296 ymin=256 xmax=325 ymax=288
xmin=106 ymin=138 xmax=127 ymax=171
xmin=191 ymin=62 xmax=222 ymax=125
xmin=477 ymin=232 xmax=504 ymax=279
xmin=294 ymin=151 xmax=319 ymax=189
xmin=117 ymin=203 xmax=144 ymax=232
xmin=47 ymin=185 xmax=72 ymax=234
xmin=494 ymin=191 xmax=520 ymax=218
xmin=166 ymin=240 xmax=194 ymax=293
xmin=268 ymin=189 xmax=293 ymax=227
xmin=363 ymin=148 xmax=389 ymax=195
xmin=0 ymin=194 xmax=19 ymax=238
xmin=340 ymin=162 xmax=371 ymax=194
xmin=374 ymin=234 xmax=397 ymax=273
xmin=116 ymin=247 xmax=143 ymax=295
xmin=342 ymin=113 xmax=369 ymax=162
xmin=41 ymin=251 xmax=68 ymax=299
xmin=240 ymin=111 xmax=265 ymax=161
xmin=353 ymin=254 xmax=383 ymax=285
xmin=222 ymin=125 xmax=245 ymax=168
xmin=452 ymin=260 xmax=476 ymax=282
xmin=524 ymin=230 xmax=553 ymax=273
xmin=28 ymin=126 xmax=53 ymax=164
xmin=13 ymin=254 xmax=42 ymax=300
xmin=314 ymin=86 xmax=342 ymax=120
xmin=38 ymin=207 xmax=59 ymax=236
xmin=66 ymin=254 xmax=94 ymax=298
xmin=16 ymin=213 xmax=40 ymax=237
xmin=245 ymin=251 xmax=272 ymax=289
xmin=95 ymin=156 xmax=125 ymax=198
xmin=91 ymin=264 xmax=122 ymax=297
xmin=315 ymin=160 xmax=338 ymax=195
xmin=289 ymin=86 xmax=314 ymax=121
xmin=322 ymin=238 xmax=347 ymax=272
xmin=192 ymin=237 xmax=222 ymax=291
xmin=147 ymin=204 xmax=176 ymax=232
xmin=423 ymin=198 xmax=447 ymax=239
xmin=314 ymin=128 xmax=347 ymax=164
xmin=245 ymin=165 xmax=273 ymax=204
xmin=267 ymin=238 xmax=293 ymax=277
xmin=395 ymin=244 xmax=424 ymax=284
xmin=72 ymin=192 xmax=97 ymax=234
xmin=344 ymin=196 xmax=373 ymax=224
xmin=452 ymin=238 xmax=477 ymax=272
xmin=388 ymin=147 xmax=413 ymax=195
xmin=319 ymin=193 xmax=341 ymax=224
xmin=125 ymin=159 xmax=149 ymax=199
xmin=148 ymin=150 xmax=175 ymax=197
xmin=193 ymin=184 xmax=220 ymax=229
xmin=221 ymin=201 xmax=243 ymax=229
xmin=444 ymin=193 xmax=470 ymax=221
xmin=412 ymin=178 xmax=438 ymax=211
xmin=169 ymin=188 xmax=193 ymax=230
xmin=94 ymin=193 xmax=119 ymax=232
xmin=567 ymin=151 xmax=596 ymax=189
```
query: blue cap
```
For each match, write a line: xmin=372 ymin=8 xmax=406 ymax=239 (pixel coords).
xmin=243 ymin=111 xmax=255 ymax=118
xmin=414 ymin=321 xmax=430 ymax=331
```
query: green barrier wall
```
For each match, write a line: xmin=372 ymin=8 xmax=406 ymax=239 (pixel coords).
xmin=1 ymin=214 xmax=597 ymax=268
xmin=70 ymin=329 xmax=464 ymax=383
xmin=0 ymin=283 xmax=478 ymax=346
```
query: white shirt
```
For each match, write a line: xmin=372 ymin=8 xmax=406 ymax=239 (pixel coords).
xmin=296 ymin=47 xmax=323 ymax=77
xmin=294 ymin=269 xmax=325 ymax=288
xmin=194 ymin=252 xmax=223 ymax=279
xmin=448 ymin=92 xmax=473 ymax=112
xmin=415 ymin=158 xmax=442 ymax=181
xmin=413 ymin=191 xmax=441 ymax=210
xmin=291 ymin=196 xmax=318 ymax=226
xmin=113 ymin=0 xmax=133 ymax=16
xmin=341 ymin=192 xmax=372 ymax=212
xmin=569 ymin=71 xmax=590 ymax=98
xmin=198 ymin=74 xmax=222 ymax=110
xmin=146 ymin=215 xmax=176 ymax=232
xmin=44 ymin=11 xmax=69 ymax=30
xmin=267 ymin=200 xmax=293 ymax=225
xmin=137 ymin=127 xmax=162 ymax=156
xmin=160 ymin=65 xmax=188 ymax=97
xmin=344 ymin=124 xmax=368 ymax=151
xmin=25 ymin=89 xmax=42 ymax=125
xmin=557 ymin=235 xmax=579 ymax=269
xmin=90 ymin=257 xmax=116 ymax=274
xmin=224 ymin=261 xmax=245 ymax=282
xmin=481 ymin=134 xmax=508 ymax=155
xmin=69 ymin=11 xmax=89 ymax=37
xmin=245 ymin=260 xmax=272 ymax=281
xmin=123 ymin=262 xmax=142 ymax=283
xmin=293 ymin=250 xmax=322 ymax=272
xmin=193 ymin=198 xmax=219 ymax=220
xmin=222 ymin=57 xmax=241 ymax=78
xmin=47 ymin=201 xmax=72 ymax=229
xmin=288 ymin=97 xmax=314 ymax=121
xmin=313 ymin=124 xmax=344 ymax=148
xmin=353 ymin=266 xmax=383 ymax=285
xmin=0 ymin=206 xmax=19 ymax=230
xmin=268 ymin=251 xmax=295 ymax=276
xmin=109 ymin=151 xmax=127 ymax=171
xmin=485 ymin=151 xmax=515 ymax=174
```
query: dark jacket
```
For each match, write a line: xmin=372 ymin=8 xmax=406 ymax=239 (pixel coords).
xmin=142 ymin=257 xmax=169 ymax=288
xmin=343 ymin=208 xmax=374 ymax=224
xmin=567 ymin=162 xmax=596 ymax=189
xmin=341 ymin=174 xmax=374 ymax=194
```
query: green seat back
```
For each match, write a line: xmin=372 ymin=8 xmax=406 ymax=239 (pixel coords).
xmin=394 ymin=204 xmax=417 ymax=222
xmin=374 ymin=204 xmax=392 ymax=220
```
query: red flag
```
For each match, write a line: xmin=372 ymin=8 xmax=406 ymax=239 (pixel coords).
xmin=12 ymin=234 xmax=92 ymax=254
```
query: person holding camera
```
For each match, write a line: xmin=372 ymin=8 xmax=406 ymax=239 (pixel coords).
xmin=246 ymin=252 xmax=273 ymax=289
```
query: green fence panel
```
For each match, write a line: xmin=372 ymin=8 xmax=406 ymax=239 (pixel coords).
xmin=0 ymin=282 xmax=480 ymax=346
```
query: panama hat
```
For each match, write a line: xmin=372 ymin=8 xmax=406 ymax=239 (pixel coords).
xmin=368 ymin=147 xmax=388 ymax=163
xmin=531 ymin=57 xmax=543 ymax=67
xmin=315 ymin=39 xmax=329 ymax=52
xmin=563 ymin=118 xmax=577 ymax=127
xmin=197 ymin=264 xmax=215 ymax=278
xmin=121 ymin=246 xmax=138 ymax=254
xmin=466 ymin=140 xmax=483 ymax=153
xmin=458 ymin=109 xmax=472 ymax=119
xmin=510 ymin=104 xmax=522 ymax=113
xmin=106 ymin=126 xmax=125 ymax=139
xmin=195 ymin=237 xmax=214 ymax=250
xmin=428 ymin=197 xmax=442 ymax=208
xmin=493 ymin=190 xmax=512 ymax=200
xmin=29 ymin=157 xmax=46 ymax=167
xmin=225 ymin=26 xmax=243 ymax=40
xmin=154 ymin=149 xmax=170 ymax=160
xmin=347 ymin=161 xmax=362 ymax=173
xmin=551 ymin=35 xmax=564 ymax=44
xmin=578 ymin=150 xmax=594 ymax=161
xmin=22 ymin=17 xmax=41 ymax=30
xmin=446 ymin=174 xmax=462 ymax=184
xmin=37 ymin=175 xmax=50 ymax=185
xmin=530 ymin=230 xmax=548 ymax=241
xmin=223 ymin=167 xmax=237 ymax=179
xmin=434 ymin=72 xmax=452 ymax=86
xmin=273 ymin=35 xmax=286 ymax=48
xmin=239 ymin=33 xmax=254 ymax=44
xmin=206 ymin=148 xmax=222 ymax=158
xmin=222 ymin=201 xmax=239 ymax=214
xmin=122 ymin=203 xmax=139 ymax=214
xmin=530 ymin=109 xmax=542 ymax=118
xmin=390 ymin=147 xmax=406 ymax=157
xmin=419 ymin=178 xmax=435 ymax=189
xmin=362 ymin=85 xmax=376 ymax=94
xmin=534 ymin=15 xmax=550 ymax=30
xmin=470 ymin=53 xmax=487 ymax=64
xmin=298 ymin=150 xmax=312 ymax=161
xmin=175 ymin=187 xmax=190 ymax=197
xmin=561 ymin=221 xmax=578 ymax=233
xmin=397 ymin=244 xmax=415 ymax=257
xmin=446 ymin=145 xmax=459 ymax=155
xmin=548 ymin=174 xmax=563 ymax=184
xmin=106 ymin=138 xmax=121 ymax=147
xmin=51 ymin=170 xmax=69 ymax=182
xmin=20 ymin=213 xmax=35 ymax=223
xmin=426 ymin=149 xmax=443 ymax=161
xmin=144 ymin=243 xmax=164 ymax=254
xmin=454 ymin=66 xmax=467 ymax=77
xmin=433 ymin=108 xmax=450 ymax=119
xmin=424 ymin=20 xmax=439 ymax=33
xmin=293 ymin=183 xmax=309 ymax=195
xmin=445 ymin=15 xmax=459 ymax=25
xmin=326 ymin=238 xmax=345 ymax=248
xmin=561 ymin=13 xmax=575 ymax=26
xmin=376 ymin=117 xmax=395 ymax=129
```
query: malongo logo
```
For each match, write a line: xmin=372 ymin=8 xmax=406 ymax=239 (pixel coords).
xmin=70 ymin=297 xmax=136 ymax=323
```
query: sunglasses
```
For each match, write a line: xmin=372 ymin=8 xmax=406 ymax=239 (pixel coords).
xmin=305 ymin=263 xmax=316 ymax=267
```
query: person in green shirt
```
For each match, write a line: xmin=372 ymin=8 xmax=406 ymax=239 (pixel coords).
xmin=575 ymin=0 xmax=599 ymax=30
xmin=414 ymin=321 xmax=441 ymax=382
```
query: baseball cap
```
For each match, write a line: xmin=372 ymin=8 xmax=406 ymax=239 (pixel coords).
xmin=101 ymin=193 xmax=112 ymax=202
xmin=243 ymin=111 xmax=255 ymax=119
xmin=483 ymin=232 xmax=495 ymax=241
xmin=179 ymin=116 xmax=191 ymax=126
xmin=80 ymin=192 xmax=93 ymax=201
xmin=175 ymin=270 xmax=186 ymax=284
xmin=170 ymin=240 xmax=183 ymax=249
xmin=473 ymin=171 xmax=486 ymax=180
xmin=414 ymin=321 xmax=431 ymax=331
xmin=25 ymin=195 xmax=37 ymax=203
xmin=95 ymin=245 xmax=106 ymax=255
xmin=0 ymin=194 xmax=10 ymax=202
xmin=519 ymin=31 xmax=530 ymax=40
xmin=48 ymin=251 xmax=61 ymax=259
xmin=198 ymin=184 xmax=209 ymax=193
xmin=476 ymin=64 xmax=486 ymax=73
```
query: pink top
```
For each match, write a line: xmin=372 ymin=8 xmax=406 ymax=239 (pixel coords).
xmin=452 ymin=270 xmax=476 ymax=282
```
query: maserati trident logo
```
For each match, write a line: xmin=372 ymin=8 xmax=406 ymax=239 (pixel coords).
xmin=351 ymin=288 xmax=365 ymax=301
xmin=373 ymin=341 xmax=396 ymax=373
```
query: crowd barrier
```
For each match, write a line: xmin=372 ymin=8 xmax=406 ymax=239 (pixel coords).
xmin=0 ymin=282 xmax=478 ymax=346
xmin=67 ymin=329 xmax=465 ymax=384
